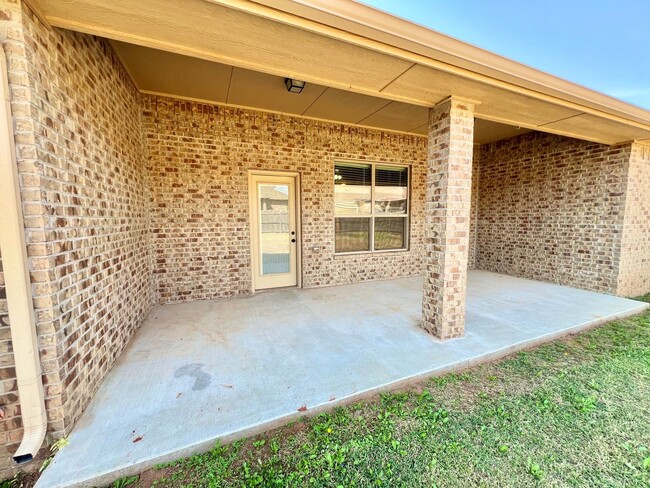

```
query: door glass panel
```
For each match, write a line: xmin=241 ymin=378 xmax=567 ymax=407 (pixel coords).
xmin=259 ymin=184 xmax=290 ymax=275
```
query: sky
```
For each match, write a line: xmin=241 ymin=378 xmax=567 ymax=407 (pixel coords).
xmin=363 ymin=0 xmax=650 ymax=110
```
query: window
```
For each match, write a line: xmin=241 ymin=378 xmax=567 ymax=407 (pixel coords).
xmin=334 ymin=162 xmax=409 ymax=253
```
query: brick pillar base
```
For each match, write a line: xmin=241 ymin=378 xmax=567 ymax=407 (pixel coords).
xmin=422 ymin=98 xmax=475 ymax=339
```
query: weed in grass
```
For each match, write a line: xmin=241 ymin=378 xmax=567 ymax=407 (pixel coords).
xmin=111 ymin=475 xmax=138 ymax=488
xmin=39 ymin=437 xmax=70 ymax=473
xmin=269 ymin=440 xmax=280 ymax=454
xmin=571 ymin=393 xmax=598 ymax=413
xmin=526 ymin=457 xmax=545 ymax=481
xmin=0 ymin=475 xmax=18 ymax=488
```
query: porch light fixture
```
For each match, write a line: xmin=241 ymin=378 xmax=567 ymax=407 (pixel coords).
xmin=285 ymin=78 xmax=306 ymax=93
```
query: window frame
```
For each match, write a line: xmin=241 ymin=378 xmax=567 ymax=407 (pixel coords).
xmin=333 ymin=160 xmax=410 ymax=255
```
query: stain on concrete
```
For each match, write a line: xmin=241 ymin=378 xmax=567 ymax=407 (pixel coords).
xmin=174 ymin=363 xmax=211 ymax=391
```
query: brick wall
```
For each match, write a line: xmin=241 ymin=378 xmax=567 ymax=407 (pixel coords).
xmin=1 ymin=1 xmax=152 ymax=477
xmin=143 ymin=95 xmax=429 ymax=303
xmin=21 ymin=11 xmax=152 ymax=435
xmin=475 ymin=132 xmax=631 ymax=294
xmin=469 ymin=147 xmax=480 ymax=270
xmin=617 ymin=143 xmax=650 ymax=297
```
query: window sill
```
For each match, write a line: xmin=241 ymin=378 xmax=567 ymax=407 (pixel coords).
xmin=334 ymin=248 xmax=410 ymax=256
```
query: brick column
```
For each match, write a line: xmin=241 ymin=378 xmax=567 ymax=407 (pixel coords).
xmin=422 ymin=97 xmax=475 ymax=339
xmin=617 ymin=143 xmax=650 ymax=297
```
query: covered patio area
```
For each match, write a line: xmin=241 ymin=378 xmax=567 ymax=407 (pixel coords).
xmin=36 ymin=271 xmax=647 ymax=488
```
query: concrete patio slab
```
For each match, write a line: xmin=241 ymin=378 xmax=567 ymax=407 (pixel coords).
xmin=36 ymin=271 xmax=648 ymax=488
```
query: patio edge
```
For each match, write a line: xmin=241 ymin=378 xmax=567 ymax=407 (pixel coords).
xmin=36 ymin=300 xmax=648 ymax=488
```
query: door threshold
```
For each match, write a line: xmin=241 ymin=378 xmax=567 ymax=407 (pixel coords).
xmin=252 ymin=285 xmax=300 ymax=295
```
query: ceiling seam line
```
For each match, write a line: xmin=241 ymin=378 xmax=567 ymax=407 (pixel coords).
xmin=225 ymin=66 xmax=234 ymax=104
xmin=407 ymin=122 xmax=427 ymax=133
xmin=378 ymin=62 xmax=417 ymax=93
xmin=355 ymin=100 xmax=394 ymax=125
xmin=300 ymin=87 xmax=329 ymax=115
xmin=537 ymin=112 xmax=586 ymax=127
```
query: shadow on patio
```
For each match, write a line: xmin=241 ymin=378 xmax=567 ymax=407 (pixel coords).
xmin=36 ymin=271 xmax=647 ymax=488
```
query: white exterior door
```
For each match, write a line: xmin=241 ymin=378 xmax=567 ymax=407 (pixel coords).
xmin=250 ymin=174 xmax=298 ymax=290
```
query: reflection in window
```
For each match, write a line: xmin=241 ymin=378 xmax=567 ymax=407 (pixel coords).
xmin=259 ymin=184 xmax=290 ymax=275
xmin=374 ymin=217 xmax=406 ymax=251
xmin=375 ymin=166 xmax=408 ymax=214
xmin=334 ymin=163 xmax=371 ymax=215
xmin=335 ymin=218 xmax=370 ymax=253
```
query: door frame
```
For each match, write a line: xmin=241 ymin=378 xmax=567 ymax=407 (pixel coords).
xmin=248 ymin=170 xmax=302 ymax=293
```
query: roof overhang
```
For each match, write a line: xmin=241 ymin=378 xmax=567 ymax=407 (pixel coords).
xmin=27 ymin=0 xmax=650 ymax=146
xmin=107 ymin=39 xmax=532 ymax=143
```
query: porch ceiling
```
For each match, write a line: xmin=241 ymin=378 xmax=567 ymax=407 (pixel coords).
xmin=29 ymin=0 xmax=650 ymax=145
xmin=110 ymin=40 xmax=530 ymax=143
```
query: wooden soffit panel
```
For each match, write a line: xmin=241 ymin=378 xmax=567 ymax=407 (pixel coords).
xmin=37 ymin=0 xmax=414 ymax=95
xmin=251 ymin=0 xmax=650 ymax=127
xmin=473 ymin=119 xmax=531 ymax=145
xmin=358 ymin=101 xmax=428 ymax=133
xmin=112 ymin=41 xmax=530 ymax=141
xmin=382 ymin=65 xmax=580 ymax=128
xmin=227 ymin=68 xmax=327 ymax=114
xmin=32 ymin=0 xmax=650 ymax=144
xmin=302 ymin=89 xmax=392 ymax=124
xmin=111 ymin=41 xmax=231 ymax=103
xmin=541 ymin=114 xmax=650 ymax=145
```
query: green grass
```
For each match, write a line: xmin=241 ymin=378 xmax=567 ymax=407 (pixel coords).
xmin=118 ymin=298 xmax=650 ymax=487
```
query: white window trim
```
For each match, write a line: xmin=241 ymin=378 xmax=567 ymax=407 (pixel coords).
xmin=333 ymin=160 xmax=410 ymax=255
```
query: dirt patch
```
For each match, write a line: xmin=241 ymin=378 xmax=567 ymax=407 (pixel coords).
xmin=234 ymin=420 xmax=312 ymax=469
xmin=7 ymin=470 xmax=39 ymax=488
xmin=136 ymin=466 xmax=175 ymax=487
